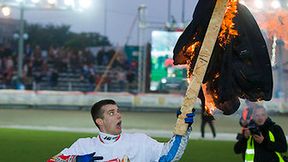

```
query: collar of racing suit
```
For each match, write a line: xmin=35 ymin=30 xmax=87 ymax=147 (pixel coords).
xmin=98 ymin=132 xmax=121 ymax=144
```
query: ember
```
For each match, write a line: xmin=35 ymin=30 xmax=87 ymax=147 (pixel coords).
xmin=173 ymin=0 xmax=273 ymax=115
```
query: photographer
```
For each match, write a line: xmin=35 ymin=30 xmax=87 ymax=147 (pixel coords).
xmin=234 ymin=106 xmax=287 ymax=162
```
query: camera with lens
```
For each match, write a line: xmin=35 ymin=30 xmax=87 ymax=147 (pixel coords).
xmin=283 ymin=155 xmax=288 ymax=162
xmin=236 ymin=133 xmax=244 ymax=140
xmin=247 ymin=120 xmax=261 ymax=135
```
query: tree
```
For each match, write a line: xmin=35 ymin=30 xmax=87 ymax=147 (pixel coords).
xmin=26 ymin=24 xmax=71 ymax=49
xmin=25 ymin=23 xmax=111 ymax=50
xmin=65 ymin=32 xmax=110 ymax=50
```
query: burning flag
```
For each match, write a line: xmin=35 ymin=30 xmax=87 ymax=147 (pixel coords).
xmin=173 ymin=0 xmax=273 ymax=115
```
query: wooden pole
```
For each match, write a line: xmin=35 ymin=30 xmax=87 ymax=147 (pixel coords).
xmin=174 ymin=0 xmax=229 ymax=135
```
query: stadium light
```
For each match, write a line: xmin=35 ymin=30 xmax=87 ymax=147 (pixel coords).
xmin=1 ymin=6 xmax=11 ymax=16
xmin=79 ymin=0 xmax=92 ymax=9
xmin=31 ymin=0 xmax=40 ymax=3
xmin=64 ymin=0 xmax=75 ymax=7
xmin=271 ymin=0 xmax=281 ymax=9
xmin=47 ymin=0 xmax=57 ymax=5
xmin=254 ymin=0 xmax=264 ymax=9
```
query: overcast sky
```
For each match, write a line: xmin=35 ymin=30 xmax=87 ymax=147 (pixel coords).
xmin=2 ymin=0 xmax=199 ymax=46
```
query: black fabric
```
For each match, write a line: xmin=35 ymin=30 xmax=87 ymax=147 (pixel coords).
xmin=173 ymin=0 xmax=273 ymax=115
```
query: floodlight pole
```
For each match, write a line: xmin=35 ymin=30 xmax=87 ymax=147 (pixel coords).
xmin=276 ymin=38 xmax=285 ymax=98
xmin=17 ymin=4 xmax=25 ymax=79
xmin=181 ymin=0 xmax=185 ymax=23
xmin=168 ymin=0 xmax=171 ymax=23
xmin=137 ymin=5 xmax=146 ymax=93
xmin=104 ymin=0 xmax=107 ymax=36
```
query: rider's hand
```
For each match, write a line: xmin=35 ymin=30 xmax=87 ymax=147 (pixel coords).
xmin=176 ymin=108 xmax=195 ymax=127
xmin=185 ymin=112 xmax=195 ymax=127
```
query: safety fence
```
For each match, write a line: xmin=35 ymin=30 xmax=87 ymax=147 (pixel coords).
xmin=0 ymin=90 xmax=287 ymax=113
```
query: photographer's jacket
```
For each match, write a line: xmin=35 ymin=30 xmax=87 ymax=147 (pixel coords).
xmin=234 ymin=118 xmax=287 ymax=162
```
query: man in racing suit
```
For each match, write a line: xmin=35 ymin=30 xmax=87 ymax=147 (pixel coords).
xmin=47 ymin=99 xmax=195 ymax=162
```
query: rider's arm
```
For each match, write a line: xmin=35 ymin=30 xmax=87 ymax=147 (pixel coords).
xmin=158 ymin=112 xmax=194 ymax=162
xmin=159 ymin=127 xmax=192 ymax=162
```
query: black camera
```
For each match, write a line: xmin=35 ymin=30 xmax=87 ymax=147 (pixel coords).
xmin=247 ymin=121 xmax=261 ymax=135
xmin=236 ymin=133 xmax=244 ymax=140
xmin=283 ymin=155 xmax=288 ymax=162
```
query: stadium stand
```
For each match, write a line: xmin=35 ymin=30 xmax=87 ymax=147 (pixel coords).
xmin=0 ymin=45 xmax=138 ymax=93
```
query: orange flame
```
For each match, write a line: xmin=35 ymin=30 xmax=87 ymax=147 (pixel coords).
xmin=202 ymin=78 xmax=218 ymax=115
xmin=183 ymin=0 xmax=239 ymax=114
xmin=218 ymin=0 xmax=239 ymax=47
xmin=186 ymin=41 xmax=201 ymax=78
xmin=186 ymin=41 xmax=201 ymax=56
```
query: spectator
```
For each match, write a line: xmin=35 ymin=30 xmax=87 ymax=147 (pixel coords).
xmin=96 ymin=48 xmax=105 ymax=65
xmin=126 ymin=69 xmax=136 ymax=91
xmin=234 ymin=106 xmax=287 ymax=162
xmin=49 ymin=68 xmax=59 ymax=87
xmin=116 ymin=68 xmax=127 ymax=92
xmin=199 ymin=89 xmax=216 ymax=138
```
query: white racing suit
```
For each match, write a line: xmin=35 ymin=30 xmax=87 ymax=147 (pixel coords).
xmin=159 ymin=127 xmax=192 ymax=161
xmin=47 ymin=127 xmax=192 ymax=162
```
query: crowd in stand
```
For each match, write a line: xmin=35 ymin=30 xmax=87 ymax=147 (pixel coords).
xmin=0 ymin=44 xmax=137 ymax=92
